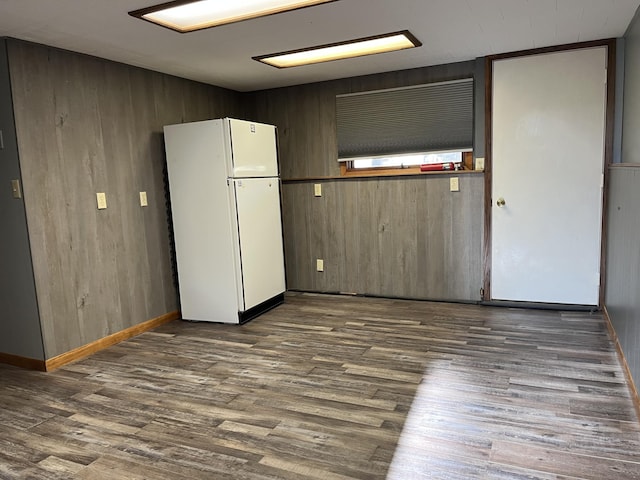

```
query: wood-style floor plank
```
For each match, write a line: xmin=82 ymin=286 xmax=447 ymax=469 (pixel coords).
xmin=0 ymin=292 xmax=639 ymax=479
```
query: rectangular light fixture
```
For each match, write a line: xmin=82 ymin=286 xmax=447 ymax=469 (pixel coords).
xmin=253 ymin=31 xmax=422 ymax=68
xmin=129 ymin=0 xmax=338 ymax=33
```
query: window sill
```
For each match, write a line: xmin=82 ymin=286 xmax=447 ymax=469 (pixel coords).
xmin=282 ymin=168 xmax=484 ymax=183
xmin=340 ymin=163 xmax=472 ymax=178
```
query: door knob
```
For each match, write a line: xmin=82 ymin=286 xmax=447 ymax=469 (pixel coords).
xmin=496 ymin=197 xmax=506 ymax=207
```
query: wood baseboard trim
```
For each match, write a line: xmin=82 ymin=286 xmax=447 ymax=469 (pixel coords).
xmin=0 ymin=352 xmax=47 ymax=371
xmin=602 ymin=305 xmax=640 ymax=421
xmin=45 ymin=310 xmax=180 ymax=372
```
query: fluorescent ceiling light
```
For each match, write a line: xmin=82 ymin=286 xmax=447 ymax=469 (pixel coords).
xmin=254 ymin=31 xmax=422 ymax=68
xmin=129 ymin=0 xmax=338 ymax=33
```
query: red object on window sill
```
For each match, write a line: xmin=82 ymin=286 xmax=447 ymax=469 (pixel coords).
xmin=420 ymin=162 xmax=455 ymax=172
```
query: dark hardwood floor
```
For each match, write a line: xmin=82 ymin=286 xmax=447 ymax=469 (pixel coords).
xmin=1 ymin=292 xmax=639 ymax=479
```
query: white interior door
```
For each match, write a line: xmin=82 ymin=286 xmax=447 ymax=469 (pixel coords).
xmin=490 ymin=47 xmax=607 ymax=305
xmin=233 ymin=178 xmax=286 ymax=311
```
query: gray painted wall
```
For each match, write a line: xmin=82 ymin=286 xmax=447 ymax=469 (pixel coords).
xmin=614 ymin=38 xmax=625 ymax=164
xmin=248 ymin=61 xmax=484 ymax=301
xmin=622 ymin=8 xmax=640 ymax=163
xmin=5 ymin=39 xmax=241 ymax=359
xmin=0 ymin=39 xmax=45 ymax=360
xmin=606 ymin=8 xmax=640 ymax=391
xmin=605 ymin=167 xmax=640 ymax=389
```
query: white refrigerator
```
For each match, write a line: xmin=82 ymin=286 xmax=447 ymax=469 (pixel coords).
xmin=163 ymin=118 xmax=286 ymax=323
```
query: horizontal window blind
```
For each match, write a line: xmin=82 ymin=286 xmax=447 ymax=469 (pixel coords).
xmin=336 ymin=78 xmax=473 ymax=160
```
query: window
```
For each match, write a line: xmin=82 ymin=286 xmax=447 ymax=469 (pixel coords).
xmin=350 ymin=151 xmax=465 ymax=169
xmin=336 ymin=78 xmax=473 ymax=175
xmin=340 ymin=151 xmax=473 ymax=176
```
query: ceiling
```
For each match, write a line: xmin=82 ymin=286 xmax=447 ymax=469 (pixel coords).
xmin=0 ymin=0 xmax=638 ymax=92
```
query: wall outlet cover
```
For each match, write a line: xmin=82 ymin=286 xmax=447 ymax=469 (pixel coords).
xmin=475 ymin=157 xmax=485 ymax=171
xmin=140 ymin=191 xmax=148 ymax=207
xmin=96 ymin=192 xmax=107 ymax=210
xmin=314 ymin=184 xmax=322 ymax=197
xmin=11 ymin=179 xmax=22 ymax=199
xmin=450 ymin=177 xmax=460 ymax=192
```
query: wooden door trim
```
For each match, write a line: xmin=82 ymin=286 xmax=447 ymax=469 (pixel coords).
xmin=599 ymin=41 xmax=617 ymax=307
xmin=483 ymin=39 xmax=616 ymax=304
xmin=482 ymin=55 xmax=493 ymax=301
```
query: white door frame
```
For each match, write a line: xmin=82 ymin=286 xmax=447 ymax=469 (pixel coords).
xmin=483 ymin=40 xmax=615 ymax=306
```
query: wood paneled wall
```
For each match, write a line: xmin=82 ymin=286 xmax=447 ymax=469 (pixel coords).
xmin=283 ymin=175 xmax=484 ymax=301
xmin=247 ymin=61 xmax=484 ymax=301
xmin=605 ymin=166 xmax=640 ymax=391
xmin=7 ymin=40 xmax=241 ymax=359
xmin=0 ymin=39 xmax=44 ymax=360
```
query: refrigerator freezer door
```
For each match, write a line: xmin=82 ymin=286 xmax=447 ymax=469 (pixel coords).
xmin=228 ymin=118 xmax=278 ymax=178
xmin=232 ymin=178 xmax=286 ymax=311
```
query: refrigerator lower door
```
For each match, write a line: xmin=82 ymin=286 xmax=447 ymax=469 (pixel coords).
xmin=232 ymin=178 xmax=286 ymax=311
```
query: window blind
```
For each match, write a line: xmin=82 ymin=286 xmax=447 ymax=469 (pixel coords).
xmin=336 ymin=78 xmax=473 ymax=160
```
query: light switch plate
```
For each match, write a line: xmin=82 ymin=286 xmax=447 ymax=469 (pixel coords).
xmin=139 ymin=191 xmax=148 ymax=207
xmin=450 ymin=177 xmax=460 ymax=192
xmin=316 ymin=259 xmax=324 ymax=272
xmin=96 ymin=192 xmax=107 ymax=210
xmin=11 ymin=179 xmax=22 ymax=199
xmin=475 ymin=157 xmax=485 ymax=171
xmin=314 ymin=184 xmax=322 ymax=197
